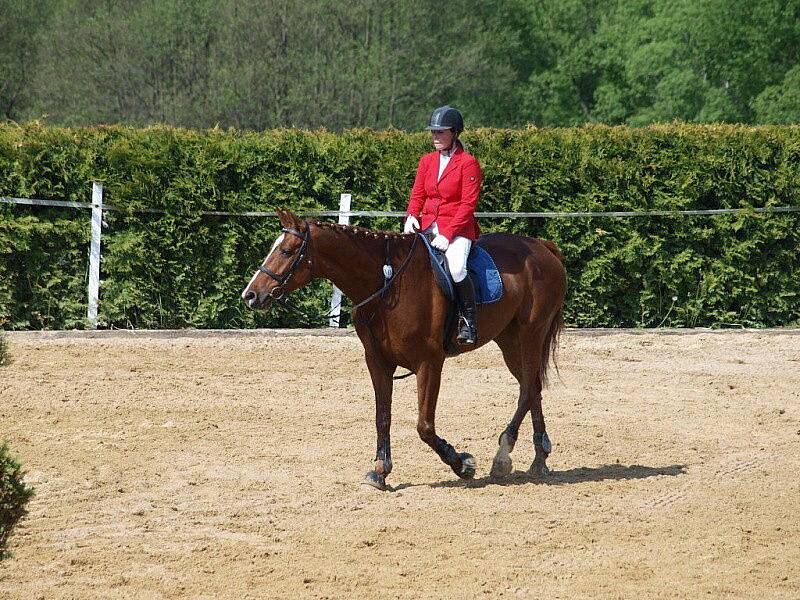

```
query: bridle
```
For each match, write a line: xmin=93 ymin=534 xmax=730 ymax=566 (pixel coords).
xmin=253 ymin=220 xmax=420 ymax=380
xmin=257 ymin=225 xmax=311 ymax=301
xmin=256 ymin=220 xmax=419 ymax=313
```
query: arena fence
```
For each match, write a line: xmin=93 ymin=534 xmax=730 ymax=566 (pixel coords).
xmin=3 ymin=184 xmax=800 ymax=329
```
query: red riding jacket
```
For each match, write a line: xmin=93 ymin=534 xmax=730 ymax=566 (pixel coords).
xmin=405 ymin=144 xmax=482 ymax=242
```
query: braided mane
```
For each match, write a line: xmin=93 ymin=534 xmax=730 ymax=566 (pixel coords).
xmin=310 ymin=220 xmax=411 ymax=242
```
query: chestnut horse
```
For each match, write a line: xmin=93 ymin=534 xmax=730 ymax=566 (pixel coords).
xmin=242 ymin=209 xmax=566 ymax=490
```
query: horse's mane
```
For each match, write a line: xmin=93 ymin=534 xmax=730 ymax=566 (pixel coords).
xmin=310 ymin=220 xmax=412 ymax=243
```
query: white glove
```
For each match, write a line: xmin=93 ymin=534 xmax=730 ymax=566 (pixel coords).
xmin=403 ymin=215 xmax=420 ymax=234
xmin=431 ymin=234 xmax=450 ymax=251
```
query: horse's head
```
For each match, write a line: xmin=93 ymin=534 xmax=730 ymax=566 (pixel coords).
xmin=241 ymin=209 xmax=314 ymax=310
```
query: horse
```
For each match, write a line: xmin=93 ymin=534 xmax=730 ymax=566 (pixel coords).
xmin=242 ymin=209 xmax=567 ymax=490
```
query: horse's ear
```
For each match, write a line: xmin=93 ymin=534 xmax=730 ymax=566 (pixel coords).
xmin=276 ymin=208 xmax=292 ymax=228
xmin=280 ymin=209 xmax=304 ymax=230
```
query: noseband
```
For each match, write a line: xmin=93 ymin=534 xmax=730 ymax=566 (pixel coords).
xmin=258 ymin=225 xmax=311 ymax=300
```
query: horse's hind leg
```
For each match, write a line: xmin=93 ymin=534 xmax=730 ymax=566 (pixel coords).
xmin=529 ymin=378 xmax=551 ymax=477
xmin=490 ymin=326 xmax=536 ymax=478
xmin=491 ymin=324 xmax=551 ymax=478
xmin=490 ymin=384 xmax=531 ymax=478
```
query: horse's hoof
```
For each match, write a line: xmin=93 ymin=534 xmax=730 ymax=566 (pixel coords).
xmin=361 ymin=470 xmax=388 ymax=491
xmin=458 ymin=453 xmax=476 ymax=479
xmin=490 ymin=455 xmax=513 ymax=478
xmin=528 ymin=461 xmax=550 ymax=478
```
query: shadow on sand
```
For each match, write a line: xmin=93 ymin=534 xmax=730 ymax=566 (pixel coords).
xmin=390 ymin=463 xmax=686 ymax=492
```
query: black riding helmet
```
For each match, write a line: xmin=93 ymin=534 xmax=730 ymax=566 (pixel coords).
xmin=425 ymin=105 xmax=464 ymax=134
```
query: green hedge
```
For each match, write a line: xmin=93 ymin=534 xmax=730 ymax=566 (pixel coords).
xmin=1 ymin=123 xmax=799 ymax=329
xmin=0 ymin=442 xmax=35 ymax=560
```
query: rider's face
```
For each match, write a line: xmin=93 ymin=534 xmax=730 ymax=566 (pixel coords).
xmin=431 ymin=129 xmax=455 ymax=152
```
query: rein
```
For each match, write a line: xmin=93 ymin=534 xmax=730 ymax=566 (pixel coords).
xmin=259 ymin=224 xmax=420 ymax=344
xmin=268 ymin=232 xmax=420 ymax=381
xmin=257 ymin=222 xmax=420 ymax=380
xmin=352 ymin=234 xmax=420 ymax=380
xmin=351 ymin=233 xmax=419 ymax=313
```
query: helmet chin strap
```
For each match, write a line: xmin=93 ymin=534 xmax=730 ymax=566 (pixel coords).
xmin=441 ymin=134 xmax=460 ymax=154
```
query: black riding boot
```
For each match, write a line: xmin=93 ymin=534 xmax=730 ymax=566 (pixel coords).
xmin=454 ymin=277 xmax=477 ymax=345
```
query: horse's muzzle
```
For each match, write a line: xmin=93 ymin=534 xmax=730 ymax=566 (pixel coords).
xmin=242 ymin=289 xmax=270 ymax=310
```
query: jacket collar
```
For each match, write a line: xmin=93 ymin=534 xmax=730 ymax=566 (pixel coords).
xmin=439 ymin=140 xmax=461 ymax=158
xmin=437 ymin=142 xmax=464 ymax=183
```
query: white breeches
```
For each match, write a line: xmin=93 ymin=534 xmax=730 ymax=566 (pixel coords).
xmin=425 ymin=221 xmax=472 ymax=283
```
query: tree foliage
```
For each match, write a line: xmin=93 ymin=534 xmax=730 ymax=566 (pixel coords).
xmin=0 ymin=0 xmax=53 ymax=120
xmin=23 ymin=0 xmax=518 ymax=130
xmin=2 ymin=0 xmax=799 ymax=128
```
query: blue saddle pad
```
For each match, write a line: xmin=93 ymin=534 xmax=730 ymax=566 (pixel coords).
xmin=418 ymin=234 xmax=503 ymax=305
xmin=468 ymin=244 xmax=503 ymax=305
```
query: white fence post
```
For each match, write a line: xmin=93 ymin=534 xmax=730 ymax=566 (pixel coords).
xmin=329 ymin=193 xmax=351 ymax=328
xmin=87 ymin=181 xmax=103 ymax=329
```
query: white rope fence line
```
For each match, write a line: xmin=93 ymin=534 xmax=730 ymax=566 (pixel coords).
xmin=3 ymin=196 xmax=800 ymax=218
xmin=3 ymin=185 xmax=800 ymax=331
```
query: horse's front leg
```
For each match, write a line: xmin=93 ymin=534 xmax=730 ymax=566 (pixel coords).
xmin=415 ymin=361 xmax=475 ymax=480
xmin=361 ymin=351 xmax=394 ymax=491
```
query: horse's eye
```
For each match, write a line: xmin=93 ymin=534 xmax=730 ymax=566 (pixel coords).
xmin=281 ymin=248 xmax=294 ymax=257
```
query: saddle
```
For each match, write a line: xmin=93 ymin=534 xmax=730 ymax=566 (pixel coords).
xmin=417 ymin=233 xmax=503 ymax=354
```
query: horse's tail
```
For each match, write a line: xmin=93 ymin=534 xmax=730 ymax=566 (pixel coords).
xmin=539 ymin=301 xmax=564 ymax=388
xmin=538 ymin=239 xmax=566 ymax=387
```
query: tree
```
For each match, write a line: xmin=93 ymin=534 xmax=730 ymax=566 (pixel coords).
xmin=752 ymin=64 xmax=800 ymax=124
xmin=205 ymin=0 xmax=521 ymax=130
xmin=516 ymin=0 xmax=800 ymax=126
xmin=30 ymin=0 xmax=220 ymax=126
xmin=0 ymin=0 xmax=52 ymax=120
xmin=25 ymin=0 xmax=520 ymax=130
xmin=11 ymin=0 xmax=800 ymax=128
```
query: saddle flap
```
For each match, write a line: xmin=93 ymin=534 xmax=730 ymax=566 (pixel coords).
xmin=418 ymin=233 xmax=455 ymax=303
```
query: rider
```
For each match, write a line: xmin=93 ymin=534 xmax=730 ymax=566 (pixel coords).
xmin=404 ymin=105 xmax=481 ymax=345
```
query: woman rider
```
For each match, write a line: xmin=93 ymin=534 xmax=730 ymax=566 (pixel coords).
xmin=403 ymin=105 xmax=481 ymax=345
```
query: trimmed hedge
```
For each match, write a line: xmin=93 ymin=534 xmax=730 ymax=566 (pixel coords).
xmin=1 ymin=123 xmax=799 ymax=329
xmin=0 ymin=443 xmax=35 ymax=560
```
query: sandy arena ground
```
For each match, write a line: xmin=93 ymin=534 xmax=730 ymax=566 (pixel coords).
xmin=0 ymin=329 xmax=798 ymax=599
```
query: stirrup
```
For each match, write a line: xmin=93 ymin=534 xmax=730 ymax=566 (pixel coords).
xmin=457 ymin=316 xmax=477 ymax=344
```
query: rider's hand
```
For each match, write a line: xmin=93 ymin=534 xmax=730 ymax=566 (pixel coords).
xmin=431 ymin=234 xmax=450 ymax=251
xmin=403 ymin=215 xmax=420 ymax=234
